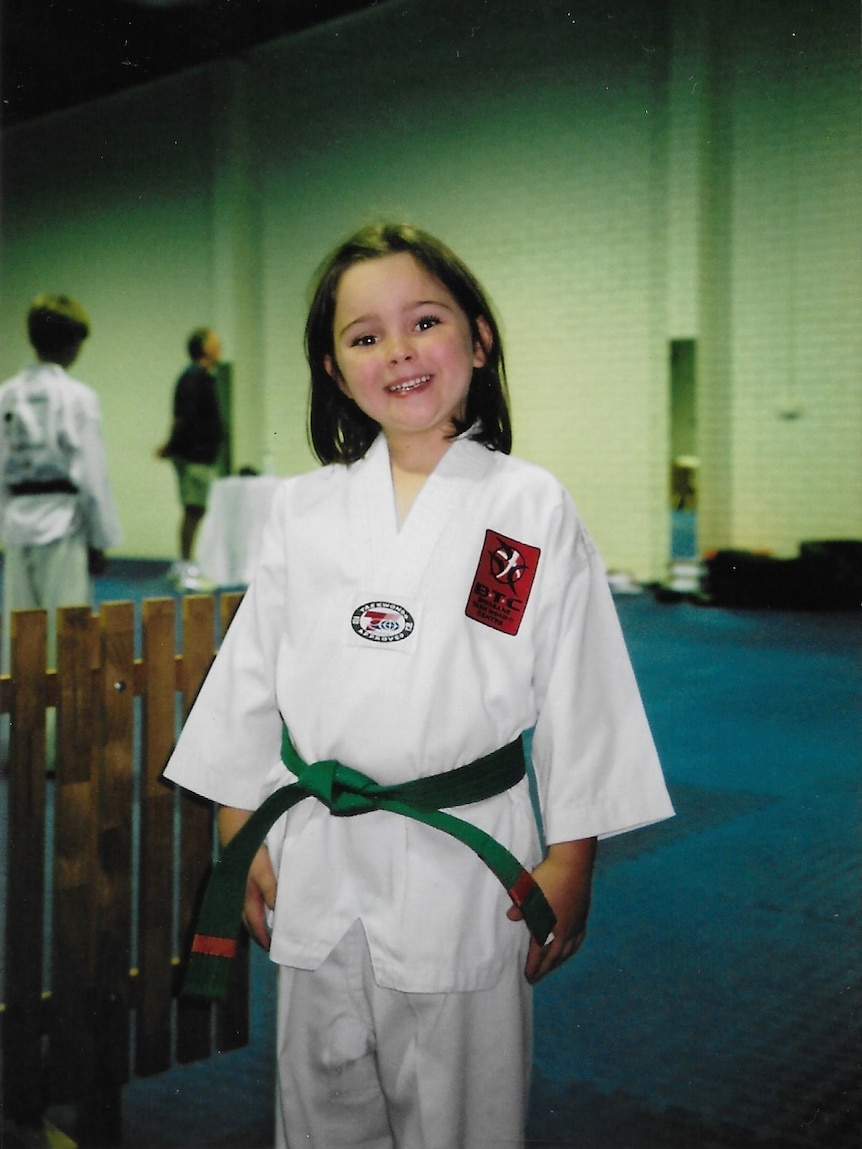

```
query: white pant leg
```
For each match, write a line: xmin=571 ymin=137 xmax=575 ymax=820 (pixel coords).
xmin=274 ymin=921 xmax=531 ymax=1149
xmin=373 ymin=949 xmax=532 ymax=1149
xmin=41 ymin=531 xmax=91 ymax=667
xmin=4 ymin=545 xmax=40 ymax=612
xmin=275 ymin=923 xmax=394 ymax=1149
xmin=3 ymin=533 xmax=90 ymax=670
xmin=3 ymin=545 xmax=38 ymax=672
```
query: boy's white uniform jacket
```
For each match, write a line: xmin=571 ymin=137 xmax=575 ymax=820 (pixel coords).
xmin=164 ymin=435 xmax=673 ymax=993
xmin=0 ymin=363 xmax=121 ymax=550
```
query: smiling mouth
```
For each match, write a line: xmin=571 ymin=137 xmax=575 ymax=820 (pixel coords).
xmin=387 ymin=375 xmax=431 ymax=394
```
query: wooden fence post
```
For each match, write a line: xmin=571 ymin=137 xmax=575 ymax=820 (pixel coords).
xmin=3 ymin=609 xmax=49 ymax=1124
xmin=50 ymin=606 xmax=99 ymax=1110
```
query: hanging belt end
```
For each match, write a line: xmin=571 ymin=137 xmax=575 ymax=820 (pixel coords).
xmin=509 ymin=869 xmax=557 ymax=948
xmin=181 ymin=934 xmax=238 ymax=1002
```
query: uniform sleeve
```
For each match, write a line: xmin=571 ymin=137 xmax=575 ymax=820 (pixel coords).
xmin=529 ymin=492 xmax=674 ymax=844
xmin=73 ymin=390 xmax=121 ymax=549
xmin=161 ymin=486 xmax=289 ymax=809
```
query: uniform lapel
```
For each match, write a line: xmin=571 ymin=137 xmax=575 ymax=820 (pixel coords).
xmin=350 ymin=435 xmax=492 ymax=594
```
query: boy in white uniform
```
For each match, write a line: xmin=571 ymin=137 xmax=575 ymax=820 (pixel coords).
xmin=164 ymin=224 xmax=673 ymax=1148
xmin=0 ymin=293 xmax=120 ymax=668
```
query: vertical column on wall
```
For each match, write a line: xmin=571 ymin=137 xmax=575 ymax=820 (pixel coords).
xmin=665 ymin=1 xmax=707 ymax=565
xmin=694 ymin=1 xmax=734 ymax=553
xmin=211 ymin=60 xmax=265 ymax=475
xmin=667 ymin=1 xmax=705 ymax=341
xmin=766 ymin=29 xmax=803 ymax=552
xmin=644 ymin=1 xmax=673 ymax=583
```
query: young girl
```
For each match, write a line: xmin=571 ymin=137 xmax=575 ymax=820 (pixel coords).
xmin=164 ymin=223 xmax=673 ymax=1148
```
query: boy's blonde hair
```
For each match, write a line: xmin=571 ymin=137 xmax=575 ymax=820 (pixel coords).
xmin=27 ymin=293 xmax=91 ymax=359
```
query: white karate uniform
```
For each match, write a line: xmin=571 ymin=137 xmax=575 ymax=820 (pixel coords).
xmin=164 ymin=433 xmax=673 ymax=1145
xmin=0 ymin=362 xmax=121 ymax=666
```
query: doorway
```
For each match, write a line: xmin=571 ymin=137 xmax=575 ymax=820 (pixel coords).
xmin=669 ymin=339 xmax=700 ymax=587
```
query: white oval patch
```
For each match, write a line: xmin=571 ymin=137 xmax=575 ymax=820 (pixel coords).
xmin=351 ymin=601 xmax=415 ymax=643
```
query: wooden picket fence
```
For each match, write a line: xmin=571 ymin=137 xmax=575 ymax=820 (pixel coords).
xmin=0 ymin=592 xmax=248 ymax=1147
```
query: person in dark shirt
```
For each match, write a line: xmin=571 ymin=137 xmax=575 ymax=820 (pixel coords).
xmin=157 ymin=327 xmax=223 ymax=589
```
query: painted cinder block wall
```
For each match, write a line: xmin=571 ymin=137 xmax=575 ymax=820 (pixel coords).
xmin=721 ymin=1 xmax=860 ymax=553
xmin=0 ymin=0 xmax=858 ymax=577
xmin=695 ymin=0 xmax=862 ymax=556
xmin=251 ymin=0 xmax=672 ymax=580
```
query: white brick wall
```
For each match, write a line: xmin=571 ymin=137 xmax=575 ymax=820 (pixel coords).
xmin=703 ymin=0 xmax=862 ymax=556
xmin=0 ymin=0 xmax=857 ymax=575
xmin=255 ymin=0 xmax=672 ymax=578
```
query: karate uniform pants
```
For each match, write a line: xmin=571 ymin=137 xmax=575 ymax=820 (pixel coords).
xmin=275 ymin=920 xmax=532 ymax=1149
xmin=2 ymin=532 xmax=90 ymax=670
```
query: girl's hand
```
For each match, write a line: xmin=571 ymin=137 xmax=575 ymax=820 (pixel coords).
xmin=242 ymin=845 xmax=278 ymax=951
xmin=506 ymin=837 xmax=597 ymax=985
xmin=218 ymin=806 xmax=278 ymax=951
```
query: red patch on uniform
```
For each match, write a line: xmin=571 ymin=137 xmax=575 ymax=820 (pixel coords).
xmin=465 ymin=530 xmax=541 ymax=636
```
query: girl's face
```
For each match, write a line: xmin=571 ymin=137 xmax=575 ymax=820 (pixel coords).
xmin=326 ymin=252 xmax=489 ymax=456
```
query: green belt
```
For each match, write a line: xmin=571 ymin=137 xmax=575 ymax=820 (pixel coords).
xmin=183 ymin=731 xmax=556 ymax=1001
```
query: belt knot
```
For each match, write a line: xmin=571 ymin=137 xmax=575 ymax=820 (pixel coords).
xmin=299 ymin=759 xmax=379 ymax=815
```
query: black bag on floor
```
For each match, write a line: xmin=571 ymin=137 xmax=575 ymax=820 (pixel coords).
xmin=798 ymin=540 xmax=862 ymax=609
xmin=704 ymin=541 xmax=862 ymax=610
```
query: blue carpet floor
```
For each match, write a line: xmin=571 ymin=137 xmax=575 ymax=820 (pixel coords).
xmin=527 ymin=597 xmax=861 ymax=1148
xmin=13 ymin=561 xmax=862 ymax=1147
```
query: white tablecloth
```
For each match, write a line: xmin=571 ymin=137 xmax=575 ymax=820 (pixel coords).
xmin=196 ymin=475 xmax=282 ymax=587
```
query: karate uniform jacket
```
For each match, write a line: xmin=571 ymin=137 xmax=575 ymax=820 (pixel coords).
xmin=164 ymin=434 xmax=673 ymax=993
xmin=0 ymin=362 xmax=121 ymax=550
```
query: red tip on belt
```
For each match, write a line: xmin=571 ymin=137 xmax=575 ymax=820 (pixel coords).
xmin=509 ymin=869 xmax=535 ymax=908
xmin=191 ymin=934 xmax=238 ymax=959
